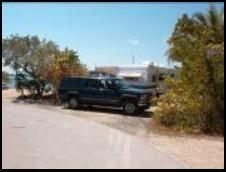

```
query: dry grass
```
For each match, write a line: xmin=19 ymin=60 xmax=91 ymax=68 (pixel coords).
xmin=142 ymin=120 xmax=224 ymax=169
xmin=2 ymin=89 xmax=21 ymax=100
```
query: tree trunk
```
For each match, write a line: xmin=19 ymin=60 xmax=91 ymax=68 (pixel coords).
xmin=20 ymin=88 xmax=24 ymax=96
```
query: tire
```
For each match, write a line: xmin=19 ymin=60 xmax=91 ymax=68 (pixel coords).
xmin=123 ymin=101 xmax=137 ymax=114
xmin=69 ymin=97 xmax=79 ymax=109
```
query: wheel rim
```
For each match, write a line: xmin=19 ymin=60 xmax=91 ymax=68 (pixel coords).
xmin=124 ymin=103 xmax=136 ymax=114
xmin=70 ymin=98 xmax=78 ymax=108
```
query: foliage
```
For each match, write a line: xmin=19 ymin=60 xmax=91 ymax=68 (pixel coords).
xmin=2 ymin=34 xmax=88 ymax=97
xmin=47 ymin=48 xmax=88 ymax=99
xmin=155 ymin=5 xmax=224 ymax=134
xmin=2 ymin=35 xmax=57 ymax=95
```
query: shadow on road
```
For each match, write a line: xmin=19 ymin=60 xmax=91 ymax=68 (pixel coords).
xmin=62 ymin=105 xmax=153 ymax=118
xmin=11 ymin=95 xmax=153 ymax=118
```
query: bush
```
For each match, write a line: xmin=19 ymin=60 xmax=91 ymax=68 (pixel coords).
xmin=154 ymin=6 xmax=224 ymax=134
xmin=154 ymin=77 xmax=224 ymax=134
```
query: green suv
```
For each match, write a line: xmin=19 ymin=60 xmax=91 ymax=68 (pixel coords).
xmin=58 ymin=76 xmax=153 ymax=114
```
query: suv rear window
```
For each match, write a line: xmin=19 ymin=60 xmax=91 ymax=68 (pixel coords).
xmin=61 ymin=78 xmax=85 ymax=88
xmin=85 ymin=79 xmax=98 ymax=88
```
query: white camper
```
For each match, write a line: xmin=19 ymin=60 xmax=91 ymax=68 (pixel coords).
xmin=95 ymin=63 xmax=177 ymax=94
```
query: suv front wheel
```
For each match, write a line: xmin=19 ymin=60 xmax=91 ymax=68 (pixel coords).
xmin=69 ymin=97 xmax=79 ymax=109
xmin=123 ymin=101 xmax=137 ymax=114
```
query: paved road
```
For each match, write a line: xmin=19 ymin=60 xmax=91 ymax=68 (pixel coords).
xmin=2 ymin=100 xmax=184 ymax=169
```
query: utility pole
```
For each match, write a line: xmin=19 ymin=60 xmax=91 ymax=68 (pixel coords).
xmin=132 ymin=55 xmax=135 ymax=65
xmin=93 ymin=62 xmax=97 ymax=72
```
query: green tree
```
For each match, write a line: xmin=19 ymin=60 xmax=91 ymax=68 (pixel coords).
xmin=193 ymin=5 xmax=224 ymax=115
xmin=2 ymin=35 xmax=57 ymax=96
xmin=193 ymin=5 xmax=224 ymax=44
xmin=2 ymin=34 xmax=88 ymax=98
xmin=155 ymin=5 xmax=224 ymax=134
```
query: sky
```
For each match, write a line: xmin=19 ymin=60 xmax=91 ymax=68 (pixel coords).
xmin=2 ymin=2 xmax=224 ymax=71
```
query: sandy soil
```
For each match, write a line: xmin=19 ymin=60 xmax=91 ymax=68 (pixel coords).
xmin=143 ymin=126 xmax=224 ymax=169
xmin=2 ymin=89 xmax=224 ymax=169
xmin=2 ymin=88 xmax=29 ymax=100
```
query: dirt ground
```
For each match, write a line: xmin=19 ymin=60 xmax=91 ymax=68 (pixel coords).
xmin=2 ymin=89 xmax=224 ymax=169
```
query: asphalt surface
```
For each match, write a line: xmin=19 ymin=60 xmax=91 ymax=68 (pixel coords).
xmin=2 ymin=100 xmax=185 ymax=169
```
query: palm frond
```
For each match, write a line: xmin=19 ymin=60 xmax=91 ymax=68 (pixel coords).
xmin=193 ymin=12 xmax=208 ymax=26
xmin=208 ymin=5 xmax=220 ymax=27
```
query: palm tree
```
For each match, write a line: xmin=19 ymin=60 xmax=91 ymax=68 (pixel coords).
xmin=193 ymin=4 xmax=224 ymax=44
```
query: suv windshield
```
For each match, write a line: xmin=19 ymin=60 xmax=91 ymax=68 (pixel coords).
xmin=114 ymin=79 xmax=130 ymax=89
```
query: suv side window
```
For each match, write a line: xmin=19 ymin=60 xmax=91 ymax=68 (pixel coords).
xmin=100 ymin=80 xmax=108 ymax=89
xmin=106 ymin=80 xmax=113 ymax=88
xmin=85 ymin=79 xmax=98 ymax=88
xmin=100 ymin=79 xmax=114 ymax=89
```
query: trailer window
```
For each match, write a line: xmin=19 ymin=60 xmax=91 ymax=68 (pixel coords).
xmin=159 ymin=74 xmax=167 ymax=81
xmin=123 ymin=77 xmax=139 ymax=81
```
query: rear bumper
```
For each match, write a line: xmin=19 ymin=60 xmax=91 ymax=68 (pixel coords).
xmin=137 ymin=98 xmax=150 ymax=108
xmin=137 ymin=103 xmax=150 ymax=109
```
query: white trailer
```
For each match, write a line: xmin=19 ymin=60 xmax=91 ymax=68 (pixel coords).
xmin=95 ymin=63 xmax=177 ymax=94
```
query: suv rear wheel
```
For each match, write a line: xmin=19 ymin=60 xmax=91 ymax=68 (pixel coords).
xmin=123 ymin=101 xmax=137 ymax=114
xmin=69 ymin=97 xmax=79 ymax=109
